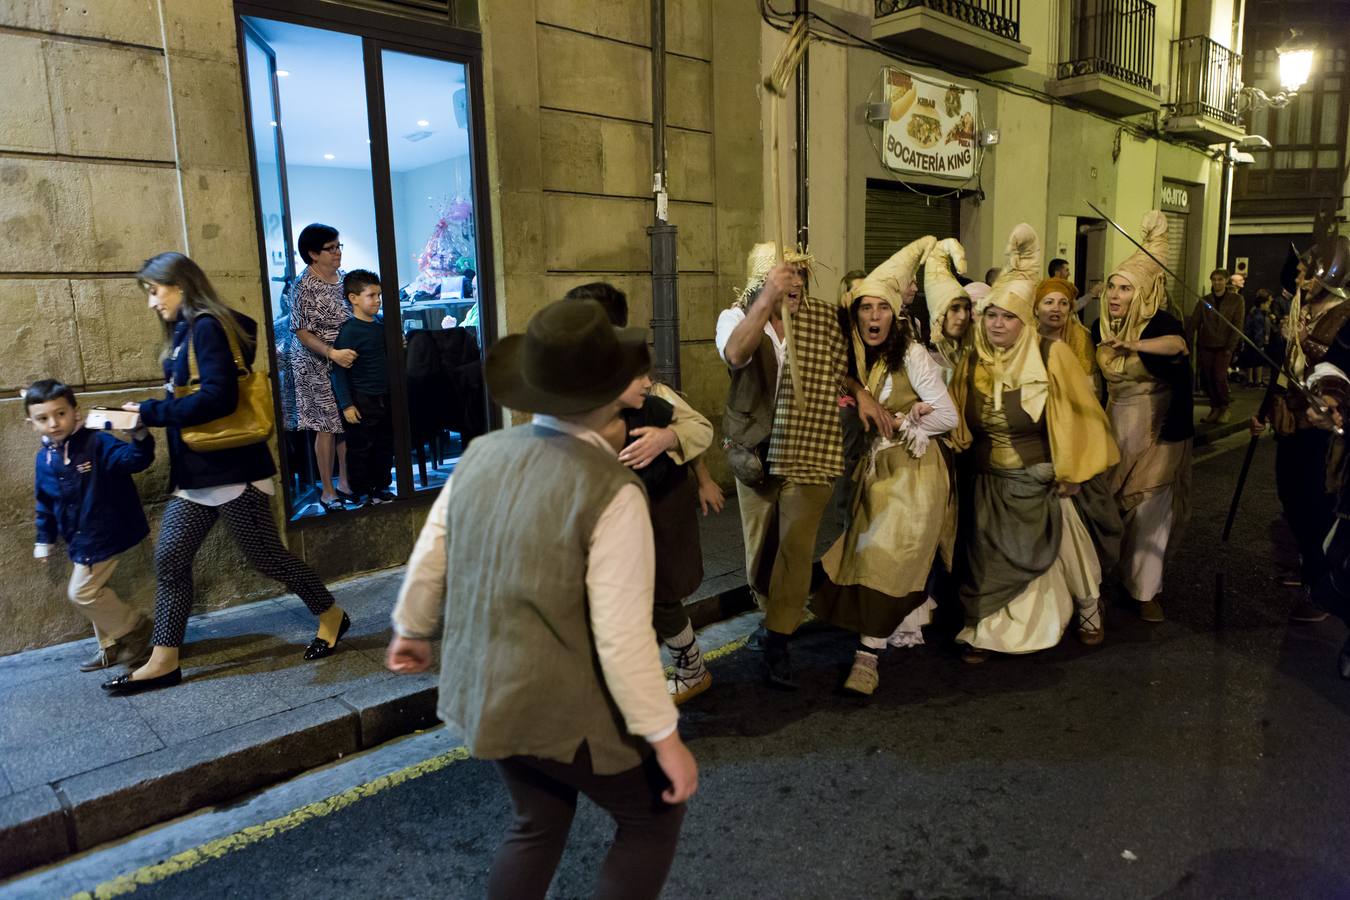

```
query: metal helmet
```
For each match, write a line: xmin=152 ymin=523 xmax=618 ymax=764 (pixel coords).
xmin=1306 ymin=234 xmax=1350 ymax=301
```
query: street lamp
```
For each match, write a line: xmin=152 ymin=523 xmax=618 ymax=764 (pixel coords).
xmin=1238 ymin=30 xmax=1316 ymax=111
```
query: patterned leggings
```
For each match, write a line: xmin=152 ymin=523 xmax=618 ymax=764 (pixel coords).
xmin=152 ymin=486 xmax=335 ymax=647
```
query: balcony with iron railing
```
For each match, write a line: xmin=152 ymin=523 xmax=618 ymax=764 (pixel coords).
xmin=1048 ymin=0 xmax=1162 ymax=115
xmin=873 ymin=0 xmax=1030 ymax=73
xmin=1164 ymin=35 xmax=1246 ymax=144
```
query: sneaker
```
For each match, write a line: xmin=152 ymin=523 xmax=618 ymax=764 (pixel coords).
xmin=1139 ymin=599 xmax=1165 ymax=623
xmin=764 ymin=640 xmax=797 ymax=690
xmin=668 ymin=668 xmax=713 ymax=705
xmin=79 ymin=646 xmax=117 ymax=672
xmin=842 ymin=651 xmax=879 ymax=696
xmin=1289 ymin=598 xmax=1329 ymax=623
xmin=746 ymin=623 xmax=767 ymax=653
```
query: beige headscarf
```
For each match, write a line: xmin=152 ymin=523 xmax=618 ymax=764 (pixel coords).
xmin=925 ymin=237 xmax=972 ymax=370
xmin=845 ymin=236 xmax=936 ymax=391
xmin=737 ymin=241 xmax=816 ymax=409
xmin=972 ymin=223 xmax=1047 ymax=420
xmin=1099 ymin=211 xmax=1168 ymax=375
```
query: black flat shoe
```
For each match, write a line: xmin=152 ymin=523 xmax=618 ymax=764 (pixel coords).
xmin=763 ymin=642 xmax=797 ymax=690
xmin=102 ymin=668 xmax=182 ymax=695
xmin=305 ymin=611 xmax=351 ymax=660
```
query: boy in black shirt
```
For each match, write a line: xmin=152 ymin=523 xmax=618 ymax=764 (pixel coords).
xmin=332 ymin=270 xmax=395 ymax=505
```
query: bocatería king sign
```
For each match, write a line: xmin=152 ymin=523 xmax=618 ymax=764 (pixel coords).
xmin=880 ymin=67 xmax=979 ymax=179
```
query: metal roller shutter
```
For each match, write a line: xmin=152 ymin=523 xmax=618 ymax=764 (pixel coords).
xmin=864 ymin=181 xmax=961 ymax=272
xmin=1163 ymin=210 xmax=1189 ymax=315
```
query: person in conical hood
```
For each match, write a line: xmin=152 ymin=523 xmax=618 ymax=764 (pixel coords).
xmin=924 ymin=238 xmax=975 ymax=380
xmin=948 ymin=223 xmax=1121 ymax=661
xmin=716 ymin=242 xmax=850 ymax=689
xmin=1034 ymin=277 xmax=1098 ymax=380
xmin=1092 ymin=210 xmax=1193 ymax=625
xmin=810 ymin=236 xmax=957 ymax=695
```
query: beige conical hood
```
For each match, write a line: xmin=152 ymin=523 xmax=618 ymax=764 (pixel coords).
xmin=1100 ymin=211 xmax=1168 ymax=353
xmin=924 ymin=238 xmax=970 ymax=336
xmin=982 ymin=223 xmax=1040 ymax=323
xmin=849 ymin=236 xmax=937 ymax=310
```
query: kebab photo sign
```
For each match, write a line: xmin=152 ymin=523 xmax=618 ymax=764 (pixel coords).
xmin=879 ymin=67 xmax=978 ymax=179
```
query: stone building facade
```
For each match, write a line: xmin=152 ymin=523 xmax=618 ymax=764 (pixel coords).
xmin=1 ymin=0 xmax=1245 ymax=654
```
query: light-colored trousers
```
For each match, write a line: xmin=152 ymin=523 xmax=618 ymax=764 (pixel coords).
xmin=68 ymin=557 xmax=141 ymax=647
xmin=735 ymin=476 xmax=833 ymax=635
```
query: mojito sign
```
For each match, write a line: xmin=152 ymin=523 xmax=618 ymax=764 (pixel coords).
xmin=880 ymin=67 xmax=978 ymax=179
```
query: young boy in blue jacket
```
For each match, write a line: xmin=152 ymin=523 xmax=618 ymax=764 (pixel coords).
xmin=27 ymin=380 xmax=156 ymax=671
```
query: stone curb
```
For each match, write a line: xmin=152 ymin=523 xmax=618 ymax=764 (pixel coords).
xmin=0 ymin=680 xmax=438 ymax=878
xmin=0 ymin=587 xmax=751 ymax=879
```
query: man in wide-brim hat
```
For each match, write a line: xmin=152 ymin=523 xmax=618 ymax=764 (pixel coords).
xmin=386 ymin=299 xmax=697 ymax=900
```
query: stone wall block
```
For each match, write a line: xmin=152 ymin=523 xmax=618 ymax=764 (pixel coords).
xmin=540 ymin=112 xmax=604 ymax=194
xmin=85 ymin=164 xmax=185 ymax=270
xmin=665 ymin=0 xmax=712 ymax=60
xmin=498 ymin=190 xmax=546 ymax=277
xmin=46 ymin=40 xmax=174 ymax=161
xmin=499 ymin=273 xmax=550 ymax=335
xmin=676 ymin=273 xmax=719 ymax=343
xmin=292 ymin=507 xmax=416 ymax=585
xmin=165 ymin=55 xmax=251 ymax=169
xmin=544 ymin=273 xmax=652 ymax=329
xmin=178 ymin=167 xmax=261 ymax=275
xmin=543 ymin=194 xmax=650 ymax=272
xmin=0 ymin=159 xmax=96 ymax=272
xmin=70 ymin=280 xmax=165 ymax=386
xmin=667 ymin=201 xmax=715 ymax=272
xmin=536 ymin=0 xmax=649 ymax=46
xmin=162 ymin=0 xmax=239 ymax=64
xmin=666 ymin=56 xmax=711 ymax=132
xmin=599 ymin=118 xmax=654 ymax=197
xmin=668 ymin=128 xmax=714 ymax=202
xmin=715 ymin=207 xmax=764 ymax=279
xmin=0 ymin=280 xmax=83 ymax=392
xmin=0 ymin=0 xmax=161 ymax=48
xmin=537 ymin=27 xmax=651 ymax=123
xmin=0 ymin=34 xmax=57 ymax=154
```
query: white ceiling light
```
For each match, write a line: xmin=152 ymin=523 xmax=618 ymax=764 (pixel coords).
xmin=417 ymin=119 xmax=430 ymax=127
xmin=323 ymin=153 xmax=335 ymax=160
xmin=276 ymin=69 xmax=291 ymax=77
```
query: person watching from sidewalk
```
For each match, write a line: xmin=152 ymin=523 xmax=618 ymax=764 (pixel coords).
xmin=386 ymin=299 xmax=697 ymax=900
xmin=1094 ymin=212 xmax=1193 ymax=624
xmin=1187 ymin=267 xmax=1245 ymax=424
xmin=329 ymin=269 xmax=395 ymax=507
xmin=565 ymin=281 xmax=724 ymax=705
xmin=717 ymin=245 xmax=857 ymax=689
xmin=105 ymin=253 xmax=349 ymax=696
xmin=950 ymin=224 xmax=1121 ymax=662
xmin=1252 ymin=235 xmax=1350 ymax=623
xmin=1240 ymin=290 xmax=1273 ymax=388
xmin=26 ymin=380 xmax=155 ymax=673
xmin=1048 ymin=257 xmax=1071 ymax=280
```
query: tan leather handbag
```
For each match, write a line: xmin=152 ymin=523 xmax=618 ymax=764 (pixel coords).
xmin=174 ymin=322 xmax=274 ymax=451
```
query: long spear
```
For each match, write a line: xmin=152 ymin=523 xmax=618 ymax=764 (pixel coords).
xmin=1085 ymin=200 xmax=1338 ymax=431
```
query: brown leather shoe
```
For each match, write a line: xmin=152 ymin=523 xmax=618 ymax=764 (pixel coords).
xmin=1289 ymin=598 xmax=1329 ymax=623
xmin=1139 ymin=599 xmax=1165 ymax=623
xmin=78 ymin=647 xmax=117 ymax=672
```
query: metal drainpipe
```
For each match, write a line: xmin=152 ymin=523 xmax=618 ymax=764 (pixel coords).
xmin=795 ymin=0 xmax=809 ymax=250
xmin=1217 ymin=142 xmax=1233 ymax=270
xmin=648 ymin=0 xmax=681 ymax=388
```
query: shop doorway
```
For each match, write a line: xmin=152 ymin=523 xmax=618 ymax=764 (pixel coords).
xmin=1075 ymin=218 xmax=1107 ymax=328
xmin=238 ymin=10 xmax=491 ymax=522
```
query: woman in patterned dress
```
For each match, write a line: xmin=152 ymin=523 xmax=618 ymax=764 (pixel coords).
xmin=290 ymin=223 xmax=355 ymax=510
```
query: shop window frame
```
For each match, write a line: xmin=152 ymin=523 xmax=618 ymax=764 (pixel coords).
xmin=234 ymin=0 xmax=497 ymax=525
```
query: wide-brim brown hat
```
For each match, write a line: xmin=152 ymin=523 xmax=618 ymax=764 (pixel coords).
xmin=485 ymin=299 xmax=649 ymax=415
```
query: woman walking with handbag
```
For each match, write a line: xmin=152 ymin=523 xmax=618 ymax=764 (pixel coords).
xmin=103 ymin=253 xmax=348 ymax=695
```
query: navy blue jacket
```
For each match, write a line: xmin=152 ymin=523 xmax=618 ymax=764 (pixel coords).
xmin=34 ymin=426 xmax=154 ymax=565
xmin=138 ymin=312 xmax=276 ymax=490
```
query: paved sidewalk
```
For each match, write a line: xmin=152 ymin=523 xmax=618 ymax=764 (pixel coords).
xmin=0 ymin=500 xmax=758 ymax=878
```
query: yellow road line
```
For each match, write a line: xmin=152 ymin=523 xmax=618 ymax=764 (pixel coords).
xmin=71 ymin=628 xmax=755 ymax=898
xmin=69 ymin=743 xmax=471 ymax=900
